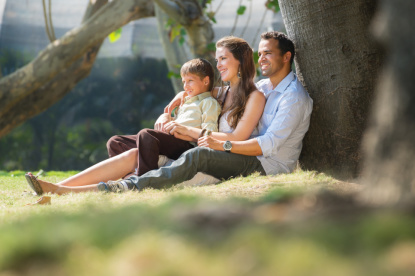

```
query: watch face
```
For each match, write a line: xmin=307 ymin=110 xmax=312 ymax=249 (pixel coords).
xmin=224 ymin=141 xmax=232 ymax=151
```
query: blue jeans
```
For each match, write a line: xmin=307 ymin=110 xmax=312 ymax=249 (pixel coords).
xmin=135 ymin=147 xmax=266 ymax=190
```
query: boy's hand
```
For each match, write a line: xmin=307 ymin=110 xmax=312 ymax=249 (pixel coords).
xmin=154 ymin=113 xmax=172 ymax=132
xmin=164 ymin=91 xmax=186 ymax=115
xmin=164 ymin=121 xmax=189 ymax=137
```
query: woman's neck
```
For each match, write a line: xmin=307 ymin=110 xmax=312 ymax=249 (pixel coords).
xmin=229 ymin=79 xmax=240 ymax=92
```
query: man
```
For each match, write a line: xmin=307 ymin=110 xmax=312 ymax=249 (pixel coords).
xmin=98 ymin=31 xmax=312 ymax=192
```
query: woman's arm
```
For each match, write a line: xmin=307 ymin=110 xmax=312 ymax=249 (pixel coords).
xmin=164 ymin=91 xmax=186 ymax=114
xmin=164 ymin=97 xmax=221 ymax=139
xmin=173 ymin=132 xmax=197 ymax=142
xmin=212 ymin=90 xmax=265 ymax=141
xmin=165 ymin=90 xmax=266 ymax=141
xmin=164 ymin=87 xmax=220 ymax=115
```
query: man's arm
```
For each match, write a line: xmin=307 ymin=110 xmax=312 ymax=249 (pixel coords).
xmin=197 ymin=136 xmax=263 ymax=156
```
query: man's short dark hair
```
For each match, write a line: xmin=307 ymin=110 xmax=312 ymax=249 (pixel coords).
xmin=261 ymin=31 xmax=295 ymax=65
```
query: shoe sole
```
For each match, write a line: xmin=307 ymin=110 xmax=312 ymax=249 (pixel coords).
xmin=25 ymin=173 xmax=44 ymax=195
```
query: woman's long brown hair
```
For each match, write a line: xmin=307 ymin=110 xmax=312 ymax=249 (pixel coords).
xmin=216 ymin=36 xmax=257 ymax=129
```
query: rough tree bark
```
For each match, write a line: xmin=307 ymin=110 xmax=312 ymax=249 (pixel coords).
xmin=361 ymin=0 xmax=415 ymax=205
xmin=279 ymin=0 xmax=382 ymax=179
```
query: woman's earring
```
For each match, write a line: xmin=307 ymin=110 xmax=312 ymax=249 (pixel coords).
xmin=237 ymin=71 xmax=241 ymax=79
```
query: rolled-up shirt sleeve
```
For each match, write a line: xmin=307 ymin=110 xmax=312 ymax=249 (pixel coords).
xmin=200 ymin=98 xmax=221 ymax=132
xmin=257 ymin=94 xmax=306 ymax=158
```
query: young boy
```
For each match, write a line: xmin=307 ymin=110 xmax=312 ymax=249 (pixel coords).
xmin=102 ymin=58 xmax=221 ymax=192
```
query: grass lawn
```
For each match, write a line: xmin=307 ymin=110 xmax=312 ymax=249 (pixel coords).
xmin=0 ymin=170 xmax=414 ymax=275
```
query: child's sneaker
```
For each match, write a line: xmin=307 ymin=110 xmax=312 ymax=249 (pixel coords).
xmin=97 ymin=175 xmax=139 ymax=193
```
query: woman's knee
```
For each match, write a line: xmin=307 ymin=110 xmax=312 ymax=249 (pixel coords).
xmin=125 ymin=148 xmax=138 ymax=159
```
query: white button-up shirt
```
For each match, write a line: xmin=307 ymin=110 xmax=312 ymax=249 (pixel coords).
xmin=254 ymin=72 xmax=313 ymax=174
xmin=175 ymin=92 xmax=221 ymax=132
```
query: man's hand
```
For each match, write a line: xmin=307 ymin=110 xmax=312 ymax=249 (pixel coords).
xmin=164 ymin=91 xmax=186 ymax=115
xmin=154 ymin=113 xmax=172 ymax=132
xmin=197 ymin=135 xmax=224 ymax=151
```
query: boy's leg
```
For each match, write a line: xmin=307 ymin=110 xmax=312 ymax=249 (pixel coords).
xmin=107 ymin=134 xmax=138 ymax=157
xmin=136 ymin=129 xmax=193 ymax=176
xmin=135 ymin=147 xmax=265 ymax=190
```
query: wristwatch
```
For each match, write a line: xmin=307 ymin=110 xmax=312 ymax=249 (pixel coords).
xmin=223 ymin=141 xmax=232 ymax=152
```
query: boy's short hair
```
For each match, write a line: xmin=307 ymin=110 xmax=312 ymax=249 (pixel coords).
xmin=180 ymin=58 xmax=215 ymax=91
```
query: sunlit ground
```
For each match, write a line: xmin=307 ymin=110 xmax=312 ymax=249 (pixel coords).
xmin=0 ymin=170 xmax=414 ymax=276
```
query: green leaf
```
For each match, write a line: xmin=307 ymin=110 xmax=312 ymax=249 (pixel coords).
xmin=265 ymin=0 xmax=280 ymax=13
xmin=206 ymin=42 xmax=216 ymax=52
xmin=206 ymin=11 xmax=217 ymax=23
xmin=108 ymin=28 xmax=122 ymax=43
xmin=165 ymin=18 xmax=175 ymax=28
xmin=167 ymin=71 xmax=181 ymax=79
xmin=170 ymin=25 xmax=181 ymax=42
xmin=237 ymin=5 xmax=247 ymax=15
xmin=253 ymin=51 xmax=259 ymax=63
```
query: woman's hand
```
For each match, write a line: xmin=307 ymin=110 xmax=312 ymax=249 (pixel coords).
xmin=164 ymin=121 xmax=190 ymax=136
xmin=197 ymin=135 xmax=224 ymax=151
xmin=164 ymin=91 xmax=186 ymax=115
xmin=154 ymin=113 xmax=172 ymax=132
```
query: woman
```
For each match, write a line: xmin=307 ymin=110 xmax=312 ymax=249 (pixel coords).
xmin=25 ymin=36 xmax=266 ymax=195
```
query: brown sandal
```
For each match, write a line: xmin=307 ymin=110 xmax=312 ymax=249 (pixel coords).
xmin=25 ymin=172 xmax=44 ymax=195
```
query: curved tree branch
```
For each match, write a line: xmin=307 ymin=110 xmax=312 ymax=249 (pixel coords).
xmin=0 ymin=0 xmax=155 ymax=137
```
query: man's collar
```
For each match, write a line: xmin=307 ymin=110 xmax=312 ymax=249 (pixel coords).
xmin=276 ymin=71 xmax=295 ymax=93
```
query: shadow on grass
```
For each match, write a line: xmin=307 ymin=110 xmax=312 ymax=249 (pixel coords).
xmin=1 ymin=190 xmax=415 ymax=276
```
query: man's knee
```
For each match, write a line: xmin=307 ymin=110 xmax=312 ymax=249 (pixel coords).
xmin=181 ymin=147 xmax=211 ymax=167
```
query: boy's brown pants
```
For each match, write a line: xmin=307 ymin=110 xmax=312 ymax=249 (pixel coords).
xmin=106 ymin=128 xmax=194 ymax=176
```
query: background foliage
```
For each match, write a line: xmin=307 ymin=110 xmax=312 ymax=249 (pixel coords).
xmin=0 ymin=50 xmax=174 ymax=171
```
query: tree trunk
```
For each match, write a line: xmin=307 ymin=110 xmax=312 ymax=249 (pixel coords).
xmin=0 ymin=0 xmax=155 ymax=138
xmin=279 ymin=0 xmax=382 ymax=179
xmin=155 ymin=4 xmax=190 ymax=93
xmin=154 ymin=0 xmax=215 ymax=93
xmin=154 ymin=0 xmax=214 ymax=61
xmin=0 ymin=0 xmax=214 ymax=137
xmin=361 ymin=0 xmax=415 ymax=205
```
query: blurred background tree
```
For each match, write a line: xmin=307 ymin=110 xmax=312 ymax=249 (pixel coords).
xmin=0 ymin=0 xmax=276 ymax=171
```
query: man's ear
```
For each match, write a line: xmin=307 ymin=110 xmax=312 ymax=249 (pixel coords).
xmin=284 ymin=52 xmax=292 ymax=63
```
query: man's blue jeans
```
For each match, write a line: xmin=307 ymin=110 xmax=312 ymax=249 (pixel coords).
xmin=135 ymin=147 xmax=266 ymax=190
